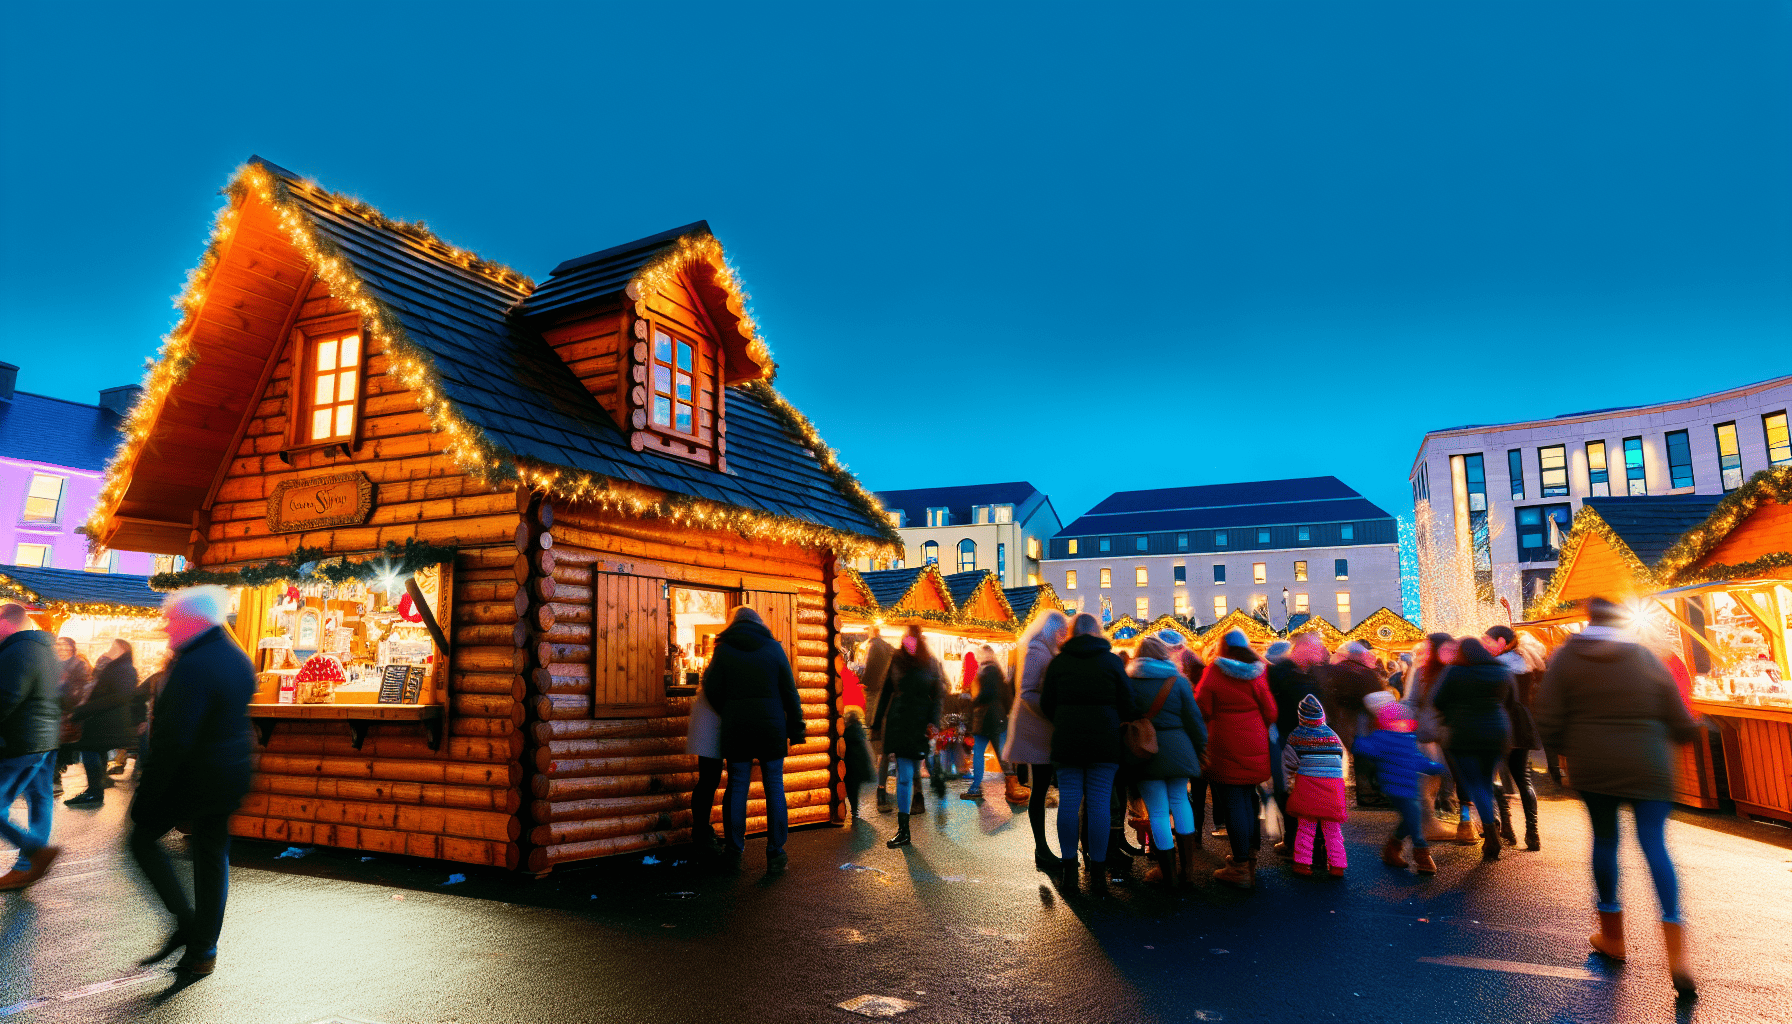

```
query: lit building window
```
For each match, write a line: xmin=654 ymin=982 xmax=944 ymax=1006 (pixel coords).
xmin=1294 ymin=560 xmax=1308 ymax=582
xmin=306 ymin=331 xmax=362 ymax=443
xmin=1249 ymin=594 xmax=1268 ymax=618
xmin=1623 ymin=437 xmax=1648 ymax=495
xmin=1099 ymin=568 xmax=1112 ymax=588
xmin=958 ymin=539 xmax=977 ymax=572
xmin=1135 ymin=567 xmax=1148 ymax=586
xmin=1174 ymin=592 xmax=1189 ymax=616
xmin=922 ymin=541 xmax=939 ymax=564
xmin=1027 ymin=573 xmax=1039 ymax=586
xmin=927 ymin=507 xmax=949 ymax=527
xmin=1252 ymin=562 xmax=1266 ymax=585
xmin=888 ymin=510 xmax=905 ymax=527
xmin=995 ymin=504 xmax=1014 ymax=523
xmin=1136 ymin=597 xmax=1150 ymax=619
xmin=648 ymin=326 xmax=713 ymax=438
xmin=1515 ymin=504 xmax=1572 ymax=562
xmin=1065 ymin=597 xmax=1082 ymax=613
xmin=1067 ymin=538 xmax=1079 ymax=555
xmin=1335 ymin=592 xmax=1352 ymax=628
xmin=1212 ymin=595 xmax=1227 ymax=619
xmin=1767 ymin=411 xmax=1791 ymax=466
xmin=85 ymin=548 xmax=118 ymax=574
xmin=14 ymin=543 xmax=51 ymax=567
xmin=1538 ymin=445 xmax=1570 ymax=497
xmin=22 ymin=473 xmax=65 ymax=522
xmin=1587 ymin=440 xmax=1610 ymax=496
xmin=1066 ymin=570 xmax=1078 ymax=590
xmin=1294 ymin=593 xmax=1309 ymax=614
xmin=1026 ymin=536 xmax=1041 ymax=560
xmin=1714 ymin=423 xmax=1743 ymax=492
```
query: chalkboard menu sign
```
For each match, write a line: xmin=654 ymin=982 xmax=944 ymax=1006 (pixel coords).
xmin=402 ymin=665 xmax=428 ymax=704
xmin=377 ymin=665 xmax=410 ymax=704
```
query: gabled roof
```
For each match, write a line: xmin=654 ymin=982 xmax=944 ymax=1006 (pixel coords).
xmin=1003 ymin=584 xmax=1061 ymax=626
xmin=940 ymin=569 xmax=990 ymax=607
xmin=1657 ymin=467 xmax=1792 ymax=584
xmin=1060 ymin=476 xmax=1391 ymax=535
xmin=522 ymin=221 xmax=711 ymax=319
xmin=1198 ymin=609 xmax=1280 ymax=645
xmin=857 ymin=566 xmax=931 ymax=608
xmin=1344 ymin=607 xmax=1425 ymax=649
xmin=940 ymin=570 xmax=1018 ymax=626
xmin=0 ymin=564 xmax=164 ymax=617
xmin=1582 ymin=495 xmax=1727 ymax=566
xmin=874 ymin=482 xmax=1044 ymax=527
xmin=0 ymin=391 xmax=127 ymax=473
xmin=1285 ymin=613 xmax=1344 ymax=646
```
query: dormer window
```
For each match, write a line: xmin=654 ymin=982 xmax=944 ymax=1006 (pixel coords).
xmin=650 ymin=326 xmax=712 ymax=441
xmin=290 ymin=315 xmax=365 ymax=449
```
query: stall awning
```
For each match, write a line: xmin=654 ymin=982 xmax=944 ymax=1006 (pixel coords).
xmin=0 ymin=564 xmax=165 ymax=618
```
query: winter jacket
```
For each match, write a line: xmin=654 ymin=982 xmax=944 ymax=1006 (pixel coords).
xmin=132 ymin=625 xmax=256 ymax=823
xmin=843 ymin=715 xmax=875 ymax=789
xmin=962 ymin=651 xmax=979 ymax=694
xmin=1002 ymin=633 xmax=1057 ymax=764
xmin=1282 ymin=709 xmax=1348 ymax=822
xmin=72 ymin=653 xmax=139 ymax=751
xmin=1496 ymin=650 xmax=1540 ymax=752
xmin=860 ymin=635 xmax=895 ymax=737
xmin=874 ymin=650 xmax=944 ymax=761
xmin=1354 ymin=727 xmax=1445 ymax=799
xmin=1040 ymin=633 xmax=1135 ymax=767
xmin=1535 ymin=631 xmax=1697 ymax=802
xmin=1267 ymin=660 xmax=1324 ymax=742
xmin=970 ymin=662 xmax=1010 ymax=739
xmin=684 ymin=689 xmax=723 ymax=760
xmin=1432 ymin=652 xmax=1513 ymax=753
xmin=0 ymin=629 xmax=62 ymax=756
xmin=1194 ymin=657 xmax=1276 ymax=785
xmin=58 ymin=655 xmax=92 ymax=744
xmin=1123 ymin=657 xmax=1206 ymax=779
xmin=1320 ymin=660 xmax=1386 ymax=731
xmin=702 ymin=619 xmax=805 ymax=763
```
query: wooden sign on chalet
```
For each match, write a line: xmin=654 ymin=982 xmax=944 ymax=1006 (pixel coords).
xmin=266 ymin=471 xmax=374 ymax=533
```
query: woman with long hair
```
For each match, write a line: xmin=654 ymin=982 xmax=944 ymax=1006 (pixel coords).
xmin=963 ymin=645 xmax=1010 ymax=801
xmin=1409 ymin=633 xmax=1458 ymax=842
xmin=66 ymin=639 xmax=137 ymax=808
xmin=1431 ymin=637 xmax=1513 ymax=861
xmin=1003 ymin=610 xmax=1069 ymax=872
xmin=1194 ymin=629 xmax=1277 ymax=888
xmin=875 ymin=625 xmax=944 ymax=849
xmin=1123 ymin=636 xmax=1206 ymax=888
xmin=702 ymin=606 xmax=805 ymax=874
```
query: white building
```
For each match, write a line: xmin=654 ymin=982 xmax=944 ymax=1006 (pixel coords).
xmin=1041 ymin=477 xmax=1402 ymax=632
xmin=1408 ymin=373 xmax=1792 ymax=614
xmin=868 ymin=482 xmax=1062 ymax=589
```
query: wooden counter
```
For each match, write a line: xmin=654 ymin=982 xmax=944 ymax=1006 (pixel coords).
xmin=249 ymin=702 xmax=443 ymax=751
xmin=1693 ymin=698 xmax=1792 ymax=825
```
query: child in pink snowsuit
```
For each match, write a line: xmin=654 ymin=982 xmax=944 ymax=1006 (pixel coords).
xmin=1283 ymin=693 xmax=1349 ymax=876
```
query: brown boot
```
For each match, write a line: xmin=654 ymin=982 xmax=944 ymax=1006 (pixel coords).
xmin=1145 ymin=849 xmax=1178 ymax=888
xmin=1213 ymin=855 xmax=1255 ymax=889
xmin=1454 ymin=820 xmax=1478 ymax=846
xmin=1589 ymin=910 xmax=1626 ymax=961
xmin=1004 ymin=775 xmax=1030 ymax=805
xmin=0 ymin=845 xmax=60 ymax=891
xmin=1412 ymin=846 xmax=1437 ymax=874
xmin=1381 ymin=834 xmax=1409 ymax=869
xmin=1176 ymin=833 xmax=1200 ymax=885
xmin=1662 ymin=921 xmax=1696 ymax=996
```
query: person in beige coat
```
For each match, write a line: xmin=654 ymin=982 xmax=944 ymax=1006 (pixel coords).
xmin=1003 ymin=609 xmax=1068 ymax=873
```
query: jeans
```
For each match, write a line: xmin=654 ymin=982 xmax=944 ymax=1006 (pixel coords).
xmin=1211 ymin=782 xmax=1260 ymax=861
xmin=1389 ymin=794 xmax=1429 ymax=848
xmin=1138 ymin=778 xmax=1194 ymax=850
xmin=971 ymin=731 xmax=1005 ymax=789
xmin=691 ymin=756 xmax=727 ymax=843
xmin=1583 ymin=793 xmax=1680 ymax=923
xmin=1056 ymin=763 xmax=1118 ymax=864
xmin=130 ymin=811 xmax=232 ymax=956
xmin=0 ymin=750 xmax=57 ymax=872
xmin=894 ymin=757 xmax=919 ymax=815
xmin=1451 ymin=750 xmax=1500 ymax=833
xmin=724 ymin=758 xmax=787 ymax=855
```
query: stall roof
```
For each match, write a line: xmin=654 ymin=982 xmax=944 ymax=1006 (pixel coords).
xmin=1583 ymin=495 xmax=1727 ymax=565
xmin=0 ymin=564 xmax=164 ymax=616
xmin=1003 ymin=584 xmax=1059 ymax=625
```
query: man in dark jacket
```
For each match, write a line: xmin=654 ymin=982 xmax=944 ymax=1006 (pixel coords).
xmin=1322 ymin=642 xmax=1391 ymax=807
xmin=1039 ymin=613 xmax=1136 ymax=892
xmin=702 ymin=606 xmax=805 ymax=874
xmin=0 ymin=602 xmax=63 ymax=890
xmin=131 ymin=587 xmax=256 ymax=976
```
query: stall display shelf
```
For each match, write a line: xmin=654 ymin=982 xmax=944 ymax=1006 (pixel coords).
xmin=247 ymin=702 xmax=444 ymax=751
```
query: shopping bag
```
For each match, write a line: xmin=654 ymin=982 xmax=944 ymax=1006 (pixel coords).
xmin=1257 ymin=781 xmax=1283 ymax=842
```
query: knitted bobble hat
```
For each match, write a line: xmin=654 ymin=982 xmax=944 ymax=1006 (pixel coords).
xmin=1221 ymin=628 xmax=1259 ymax=662
xmin=1297 ymin=693 xmax=1326 ymax=725
xmin=1376 ymin=699 xmax=1417 ymax=730
xmin=1363 ymin=691 xmax=1396 ymax=714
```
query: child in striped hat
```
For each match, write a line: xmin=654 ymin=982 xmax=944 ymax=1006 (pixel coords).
xmin=1283 ymin=693 xmax=1349 ymax=876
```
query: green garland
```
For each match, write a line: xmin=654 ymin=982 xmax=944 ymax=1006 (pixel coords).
xmin=1670 ymin=550 xmax=1792 ymax=587
xmin=149 ymin=539 xmax=459 ymax=592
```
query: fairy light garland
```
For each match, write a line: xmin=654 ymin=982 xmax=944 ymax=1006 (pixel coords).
xmin=0 ymin=573 xmax=164 ymax=621
xmin=1656 ymin=467 xmax=1792 ymax=583
xmin=633 ymin=233 xmax=772 ymax=373
xmin=1524 ymin=505 xmax=1657 ymax=621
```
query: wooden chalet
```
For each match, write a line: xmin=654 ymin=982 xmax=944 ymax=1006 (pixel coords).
xmin=0 ymin=564 xmax=167 ymax=663
xmin=1002 ymin=583 xmax=1064 ymax=635
xmin=1283 ymin=613 xmax=1344 ymax=650
xmin=1526 ymin=495 xmax=1724 ymax=621
xmin=940 ymin=570 xmax=1020 ymax=639
xmin=88 ymin=158 xmax=898 ymax=873
xmin=1196 ymin=610 xmax=1279 ymax=657
xmin=1343 ymin=607 xmax=1426 ymax=656
xmin=1105 ymin=614 xmax=1197 ymax=651
xmin=836 ymin=565 xmax=1021 ymax=675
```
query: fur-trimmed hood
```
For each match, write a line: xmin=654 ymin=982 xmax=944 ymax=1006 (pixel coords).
xmin=1215 ymin=656 xmax=1265 ymax=680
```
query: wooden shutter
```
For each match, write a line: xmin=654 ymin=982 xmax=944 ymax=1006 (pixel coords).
xmin=591 ymin=571 xmax=669 ymax=717
xmin=740 ymin=590 xmax=797 ymax=655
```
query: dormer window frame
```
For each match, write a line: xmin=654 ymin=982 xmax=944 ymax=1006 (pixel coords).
xmin=285 ymin=312 xmax=367 ymax=454
xmin=645 ymin=320 xmax=716 ymax=446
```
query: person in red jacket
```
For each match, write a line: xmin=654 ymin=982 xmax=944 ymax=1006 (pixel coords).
xmin=1194 ymin=629 xmax=1276 ymax=889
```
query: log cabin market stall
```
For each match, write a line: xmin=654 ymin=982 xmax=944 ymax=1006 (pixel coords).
xmin=836 ymin=565 xmax=1020 ymax=681
xmin=88 ymin=158 xmax=899 ymax=873
xmin=1342 ymin=606 xmax=1427 ymax=659
xmin=1104 ymin=613 xmax=1199 ymax=653
xmin=1283 ymin=612 xmax=1346 ymax=650
xmin=1002 ymin=582 xmax=1064 ymax=637
xmin=0 ymin=564 xmax=168 ymax=664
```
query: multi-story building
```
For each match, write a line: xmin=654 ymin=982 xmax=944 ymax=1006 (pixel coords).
xmin=1408 ymin=373 xmax=1792 ymax=614
xmin=0 ymin=362 xmax=153 ymax=575
xmin=868 ymin=482 xmax=1061 ymax=588
xmin=1041 ymin=477 xmax=1401 ymax=631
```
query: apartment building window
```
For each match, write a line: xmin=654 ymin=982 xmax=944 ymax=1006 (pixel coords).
xmin=1213 ymin=564 xmax=1226 ymax=584
xmin=1334 ymin=558 xmax=1349 ymax=580
xmin=922 ymin=541 xmax=938 ymax=564
xmin=1099 ymin=568 xmax=1112 ymax=588
xmin=1176 ymin=533 xmax=1188 ymax=550
xmin=1539 ymin=445 xmax=1568 ymax=497
xmin=926 ymin=507 xmax=948 ymax=527
xmin=1515 ymin=503 xmax=1573 ymax=562
xmin=22 ymin=473 xmax=65 ymax=522
xmin=1099 ymin=536 xmax=1112 ymax=552
xmin=1215 ymin=531 xmax=1228 ymax=547
xmin=1026 ymin=536 xmax=1041 ymax=560
xmin=1135 ymin=536 xmax=1148 ymax=552
xmin=1340 ymin=524 xmax=1354 ymax=541
xmin=1766 ymin=411 xmax=1791 ymax=467
xmin=1135 ymin=567 xmax=1148 ymax=586
xmin=1173 ymin=563 xmax=1186 ymax=585
xmin=1249 ymin=594 xmax=1268 ymax=618
xmin=995 ymin=504 xmax=1014 ymax=523
xmin=1065 ymin=570 xmax=1078 ymax=590
xmin=1335 ymin=592 xmax=1352 ymax=628
xmin=972 ymin=505 xmax=990 ymax=524
xmin=85 ymin=548 xmax=119 ymax=573
xmin=1294 ymin=560 xmax=1308 ymax=582
xmin=1135 ymin=597 xmax=1150 ymax=619
xmin=1623 ymin=437 xmax=1647 ymax=495
xmin=1293 ymin=593 xmax=1309 ymax=614
xmin=1213 ymin=596 xmax=1227 ymax=619
xmin=1666 ymin=430 xmax=1694 ymax=489
xmin=1256 ymin=528 xmax=1270 ymax=544
xmin=1453 ymin=452 xmax=1493 ymax=601
xmin=1508 ymin=449 xmax=1526 ymax=500
xmin=1587 ymin=440 xmax=1610 ymax=497
xmin=1252 ymin=562 xmax=1266 ymax=584
xmin=996 ymin=543 xmax=1006 ymax=578
xmin=888 ymin=509 xmax=905 ymax=528
xmin=14 ymin=543 xmax=50 ymax=567
xmin=1174 ymin=592 xmax=1189 ymax=616
xmin=1027 ymin=573 xmax=1039 ymax=586
xmin=1297 ymin=526 xmax=1310 ymax=542
xmin=1715 ymin=422 xmax=1743 ymax=492
xmin=1067 ymin=538 xmax=1079 ymax=555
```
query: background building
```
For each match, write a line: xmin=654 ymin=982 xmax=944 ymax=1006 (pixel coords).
xmin=870 ymin=482 xmax=1061 ymax=588
xmin=1042 ymin=476 xmax=1401 ymax=631
xmin=1409 ymin=373 xmax=1792 ymax=616
xmin=0 ymin=362 xmax=152 ymax=575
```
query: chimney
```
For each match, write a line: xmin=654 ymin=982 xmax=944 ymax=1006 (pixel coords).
xmin=99 ymin=385 xmax=142 ymax=416
xmin=0 ymin=362 xmax=15 ymax=402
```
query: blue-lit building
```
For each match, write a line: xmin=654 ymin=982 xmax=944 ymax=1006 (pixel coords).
xmin=1042 ymin=476 xmax=1401 ymax=631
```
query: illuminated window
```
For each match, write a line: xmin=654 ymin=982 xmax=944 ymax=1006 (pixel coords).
xmin=1135 ymin=567 xmax=1148 ymax=586
xmin=1767 ymin=411 xmax=1791 ymax=466
xmin=1099 ymin=568 xmax=1112 ymax=588
xmin=1026 ymin=536 xmax=1041 ymax=560
xmin=1714 ymin=423 xmax=1742 ymax=492
xmin=1065 ymin=570 xmax=1078 ymax=590
xmin=1294 ymin=560 xmax=1308 ymax=582
xmin=1135 ymin=597 xmax=1149 ymax=619
xmin=1250 ymin=594 xmax=1268 ymax=618
xmin=22 ymin=473 xmax=65 ymax=522
xmin=958 ymin=539 xmax=977 ymax=572
xmin=1065 ymin=597 xmax=1082 ymax=613
xmin=306 ymin=331 xmax=362 ymax=443
xmin=1173 ymin=563 xmax=1186 ymax=585
xmin=994 ymin=504 xmax=1014 ymax=523
xmin=922 ymin=541 xmax=938 ymax=564
xmin=1538 ymin=445 xmax=1568 ymax=497
xmin=1213 ymin=564 xmax=1226 ymax=584
xmin=888 ymin=509 xmax=905 ymax=527
xmin=1335 ymin=559 xmax=1349 ymax=580
xmin=1027 ymin=573 xmax=1039 ymax=586
xmin=1294 ymin=593 xmax=1309 ymax=614
xmin=1252 ymin=562 xmax=1266 ymax=585
xmin=1587 ymin=440 xmax=1610 ymax=496
xmin=1515 ymin=503 xmax=1572 ymax=562
xmin=1212 ymin=595 xmax=1226 ymax=619
xmin=1623 ymin=437 xmax=1647 ymax=495
xmin=1665 ymin=431 xmax=1694 ymax=489
xmin=14 ymin=543 xmax=50 ymax=567
xmin=973 ymin=505 xmax=990 ymax=524
xmin=1174 ymin=592 xmax=1189 ymax=615
xmin=1335 ymin=592 xmax=1352 ymax=628
xmin=1067 ymin=538 xmax=1079 ymax=555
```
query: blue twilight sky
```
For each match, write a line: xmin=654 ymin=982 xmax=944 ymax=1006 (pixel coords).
xmin=3 ymin=2 xmax=1789 ymax=526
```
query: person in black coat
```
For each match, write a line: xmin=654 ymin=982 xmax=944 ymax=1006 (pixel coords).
xmin=963 ymin=647 xmax=1010 ymax=801
xmin=0 ymin=603 xmax=65 ymax=890
xmin=65 ymin=640 xmax=139 ymax=807
xmin=129 ymin=588 xmax=255 ymax=977
xmin=701 ymin=606 xmax=804 ymax=873
xmin=872 ymin=625 xmax=943 ymax=849
xmin=1431 ymin=637 xmax=1513 ymax=862
xmin=841 ymin=708 xmax=875 ymax=820
xmin=1039 ymin=613 xmax=1136 ymax=893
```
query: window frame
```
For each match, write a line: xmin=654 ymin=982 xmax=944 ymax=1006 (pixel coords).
xmin=1135 ymin=596 xmax=1150 ymax=619
xmin=1297 ymin=526 xmax=1311 ymax=543
xmin=1176 ymin=533 xmax=1189 ymax=551
xmin=1538 ymin=444 xmax=1568 ymax=498
xmin=1065 ymin=570 xmax=1078 ymax=590
xmin=1099 ymin=536 xmax=1112 ymax=553
xmin=1173 ymin=591 xmax=1189 ymax=616
xmin=1665 ymin=429 xmax=1694 ymax=489
xmin=1335 ymin=591 xmax=1351 ymax=628
xmin=21 ymin=472 xmax=66 ymax=523
xmin=1256 ymin=528 xmax=1270 ymax=544
xmin=1586 ymin=440 xmax=1610 ymax=497
xmin=84 ymin=547 xmax=119 ymax=573
xmin=13 ymin=542 xmax=51 ymax=567
xmin=1213 ymin=564 xmax=1226 ymax=585
xmin=1294 ymin=560 xmax=1308 ymax=582
xmin=996 ymin=542 xmax=1006 ymax=578
xmin=1334 ymin=558 xmax=1348 ymax=580
xmin=1172 ymin=563 xmax=1186 ymax=585
xmin=644 ymin=320 xmax=717 ymax=444
xmin=1214 ymin=530 xmax=1228 ymax=547
xmin=1623 ymin=436 xmax=1648 ymax=495
xmin=1714 ymin=421 xmax=1743 ymax=492
xmin=1252 ymin=562 xmax=1266 ymax=585
xmin=1134 ymin=536 xmax=1148 ymax=552
xmin=1099 ymin=567 xmax=1112 ymax=588
xmin=1340 ymin=524 xmax=1355 ymax=541
xmin=1293 ymin=592 xmax=1309 ymax=614
xmin=957 ymin=539 xmax=977 ymax=573
xmin=1212 ymin=595 xmax=1227 ymax=619
xmin=1514 ymin=502 xmax=1573 ymax=563
xmin=926 ymin=507 xmax=949 ymax=528
xmin=287 ymin=314 xmax=367 ymax=452
xmin=1025 ymin=536 xmax=1041 ymax=560
xmin=1066 ymin=538 xmax=1079 ymax=556
xmin=921 ymin=540 xmax=939 ymax=564
xmin=1508 ymin=449 xmax=1526 ymax=500
xmin=1765 ymin=411 xmax=1791 ymax=467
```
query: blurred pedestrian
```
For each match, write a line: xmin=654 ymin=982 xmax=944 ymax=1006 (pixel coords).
xmin=131 ymin=587 xmax=255 ymax=975
xmin=1321 ymin=641 xmax=1388 ymax=807
xmin=1536 ymin=597 xmax=1699 ymax=996
xmin=1283 ymin=694 xmax=1348 ymax=877
xmin=1409 ymin=634 xmax=1461 ymax=842
xmin=685 ymin=682 xmax=727 ymax=859
xmin=1268 ymin=633 xmax=1328 ymax=848
xmin=65 ymin=639 xmax=137 ymax=808
xmin=0 ymin=603 xmax=62 ymax=890
xmin=859 ymin=628 xmax=897 ymax=813
xmin=1195 ymin=629 xmax=1276 ymax=889
xmin=842 ymin=707 xmax=875 ymax=820
xmin=1357 ymin=698 xmax=1446 ymax=874
xmin=1004 ymin=609 xmax=1068 ymax=873
xmin=963 ymin=645 xmax=1010 ymax=801
xmin=1431 ymin=637 xmax=1513 ymax=861
xmin=704 ymin=606 xmax=805 ymax=874
xmin=53 ymin=637 xmax=91 ymax=797
xmin=1041 ymin=612 xmax=1135 ymax=895
xmin=876 ymin=625 xmax=944 ymax=848
xmin=1484 ymin=625 xmax=1544 ymax=850
xmin=1123 ymin=636 xmax=1206 ymax=888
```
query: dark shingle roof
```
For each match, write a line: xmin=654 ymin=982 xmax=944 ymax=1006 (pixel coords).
xmin=874 ymin=482 xmax=1041 ymax=527
xmin=1004 ymin=585 xmax=1045 ymax=621
xmin=941 ymin=570 xmax=989 ymax=608
xmin=519 ymin=222 xmax=710 ymax=319
xmin=0 ymin=564 xmax=164 ymax=610
xmin=253 ymin=160 xmax=889 ymax=544
xmin=1583 ymin=495 xmax=1727 ymax=565
xmin=0 ymin=392 xmax=125 ymax=472
xmin=1060 ymin=477 xmax=1391 ymax=536
xmin=857 ymin=567 xmax=930 ymax=608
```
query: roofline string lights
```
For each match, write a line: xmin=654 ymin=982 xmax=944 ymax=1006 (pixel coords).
xmin=0 ymin=573 xmax=164 ymax=620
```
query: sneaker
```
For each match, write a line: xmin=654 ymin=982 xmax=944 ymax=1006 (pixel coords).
xmin=959 ymin=788 xmax=983 ymax=800
xmin=63 ymin=792 xmax=103 ymax=808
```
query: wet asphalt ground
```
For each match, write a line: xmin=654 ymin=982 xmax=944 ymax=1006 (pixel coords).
xmin=4 ymin=763 xmax=1791 ymax=1024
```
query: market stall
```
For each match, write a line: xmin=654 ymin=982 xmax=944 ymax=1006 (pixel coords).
xmin=1195 ymin=609 xmax=1279 ymax=658
xmin=1284 ymin=612 xmax=1345 ymax=650
xmin=88 ymin=159 xmax=897 ymax=872
xmin=837 ymin=565 xmax=1020 ymax=680
xmin=1002 ymin=582 xmax=1064 ymax=637
xmin=1343 ymin=606 xmax=1427 ymax=660
xmin=0 ymin=564 xmax=167 ymax=665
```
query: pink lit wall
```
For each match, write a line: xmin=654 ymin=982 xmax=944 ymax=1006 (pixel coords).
xmin=1 ymin=456 xmax=155 ymax=575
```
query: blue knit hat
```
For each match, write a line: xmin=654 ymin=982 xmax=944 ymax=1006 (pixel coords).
xmin=1223 ymin=629 xmax=1249 ymax=650
xmin=1297 ymin=693 xmax=1326 ymax=725
xmin=1157 ymin=629 xmax=1185 ymax=648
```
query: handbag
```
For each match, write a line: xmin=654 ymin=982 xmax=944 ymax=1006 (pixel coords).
xmin=1124 ymin=678 xmax=1175 ymax=759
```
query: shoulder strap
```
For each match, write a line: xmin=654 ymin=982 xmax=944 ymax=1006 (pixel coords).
xmin=1148 ymin=678 xmax=1174 ymax=717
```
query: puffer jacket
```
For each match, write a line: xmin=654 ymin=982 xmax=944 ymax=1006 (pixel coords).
xmin=1002 ymin=633 xmax=1058 ymax=764
xmin=1354 ymin=727 xmax=1446 ymax=799
xmin=1536 ymin=631 xmax=1697 ymax=802
xmin=1040 ymin=634 xmax=1135 ymax=767
xmin=969 ymin=662 xmax=1009 ymax=740
xmin=1123 ymin=657 xmax=1205 ymax=779
xmin=72 ymin=653 xmax=140 ymax=751
xmin=1432 ymin=650 xmax=1513 ymax=753
xmin=701 ymin=619 xmax=805 ymax=763
xmin=0 ymin=629 xmax=62 ymax=756
xmin=874 ymin=649 xmax=944 ymax=761
xmin=1194 ymin=657 xmax=1276 ymax=785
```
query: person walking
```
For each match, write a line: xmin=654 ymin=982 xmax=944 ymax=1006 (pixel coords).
xmin=1283 ymin=694 xmax=1349 ymax=877
xmin=64 ymin=639 xmax=138 ymax=808
xmin=1122 ymin=636 xmax=1205 ymax=888
xmin=703 ymin=606 xmax=805 ymax=874
xmin=858 ymin=628 xmax=897 ymax=813
xmin=1408 ymin=635 xmax=1461 ymax=843
xmin=1041 ymin=613 xmax=1134 ymax=895
xmin=1536 ymin=597 xmax=1699 ymax=996
xmin=1195 ymin=629 xmax=1276 ymax=889
xmin=130 ymin=587 xmax=256 ymax=975
xmin=1003 ymin=609 xmax=1068 ymax=873
xmin=963 ymin=645 xmax=1010 ymax=801
xmin=685 ymin=684 xmax=727 ymax=860
xmin=1357 ymin=698 xmax=1446 ymax=874
xmin=0 ymin=603 xmax=63 ymax=890
xmin=52 ymin=637 xmax=91 ymax=797
xmin=876 ymin=626 xmax=944 ymax=848
xmin=842 ymin=707 xmax=875 ymax=819
xmin=1431 ymin=637 xmax=1512 ymax=862
xmin=1484 ymin=625 xmax=1544 ymax=850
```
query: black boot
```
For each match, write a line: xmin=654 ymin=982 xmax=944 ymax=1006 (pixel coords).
xmin=1060 ymin=857 xmax=1079 ymax=889
xmin=886 ymin=813 xmax=911 ymax=848
xmin=1498 ymin=793 xmax=1517 ymax=846
xmin=1035 ymin=846 xmax=1059 ymax=874
xmin=1525 ymin=819 xmax=1540 ymax=852
xmin=876 ymin=787 xmax=892 ymax=813
xmin=1088 ymin=860 xmax=1108 ymax=896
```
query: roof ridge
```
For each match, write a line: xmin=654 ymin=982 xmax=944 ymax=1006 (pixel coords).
xmin=9 ymin=390 xmax=116 ymax=413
